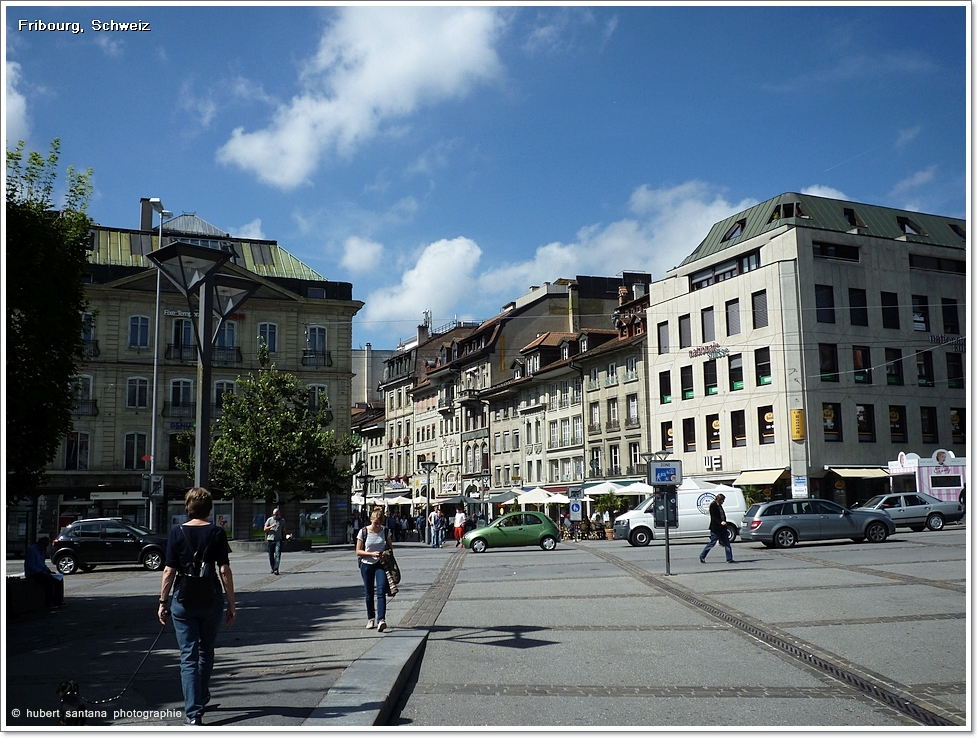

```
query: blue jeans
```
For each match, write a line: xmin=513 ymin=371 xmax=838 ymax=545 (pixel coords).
xmin=700 ymin=527 xmax=733 ymax=562
xmin=170 ymin=595 xmax=223 ymax=721
xmin=359 ymin=560 xmax=387 ymax=621
xmin=267 ymin=540 xmax=282 ymax=572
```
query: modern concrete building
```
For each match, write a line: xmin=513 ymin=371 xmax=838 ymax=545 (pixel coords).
xmin=647 ymin=192 xmax=966 ymax=505
xmin=351 ymin=344 xmax=392 ymax=407
xmin=38 ymin=199 xmax=362 ymax=543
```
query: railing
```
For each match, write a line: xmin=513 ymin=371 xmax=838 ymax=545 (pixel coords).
xmin=82 ymin=339 xmax=100 ymax=358
xmin=166 ymin=344 xmax=197 ymax=362
xmin=559 ymin=398 xmax=570 ymax=409
xmin=625 ymin=417 xmax=641 ymax=430
xmin=588 ymin=423 xmax=602 ymax=435
xmin=71 ymin=400 xmax=99 ymax=416
xmin=162 ymin=402 xmax=196 ymax=418
xmin=301 ymin=349 xmax=333 ymax=367
xmin=213 ymin=346 xmax=242 ymax=365
xmin=604 ymin=375 xmax=619 ymax=387
xmin=605 ymin=420 xmax=620 ymax=432
xmin=624 ymin=370 xmax=639 ymax=383
xmin=586 ymin=380 xmax=600 ymax=392
xmin=608 ymin=466 xmax=622 ymax=476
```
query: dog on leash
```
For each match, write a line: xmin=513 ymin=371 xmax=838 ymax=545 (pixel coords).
xmin=57 ymin=681 xmax=87 ymax=725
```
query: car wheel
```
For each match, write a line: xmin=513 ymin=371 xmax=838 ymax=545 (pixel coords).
xmin=471 ymin=538 xmax=487 ymax=554
xmin=774 ymin=528 xmax=797 ymax=548
xmin=55 ymin=553 xmax=78 ymax=575
xmin=142 ymin=549 xmax=164 ymax=571
xmin=865 ymin=522 xmax=889 ymax=543
xmin=726 ymin=523 xmax=738 ymax=543
xmin=540 ymin=535 xmax=557 ymax=551
xmin=630 ymin=528 xmax=652 ymax=547
xmin=926 ymin=513 xmax=945 ymax=531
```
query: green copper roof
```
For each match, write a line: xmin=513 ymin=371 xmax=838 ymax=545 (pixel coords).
xmin=679 ymin=192 xmax=967 ymax=267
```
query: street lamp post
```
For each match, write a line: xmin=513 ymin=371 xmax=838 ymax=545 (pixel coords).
xmin=420 ymin=460 xmax=438 ymax=545
xmin=147 ymin=198 xmax=171 ymax=532
xmin=148 ymin=242 xmax=259 ymax=489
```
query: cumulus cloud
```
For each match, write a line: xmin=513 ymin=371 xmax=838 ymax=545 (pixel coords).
xmin=6 ymin=61 xmax=29 ymax=145
xmin=801 ymin=184 xmax=849 ymax=200
xmin=341 ymin=236 xmax=384 ymax=274
xmin=361 ymin=237 xmax=483 ymax=329
xmin=890 ymin=166 xmax=937 ymax=197
xmin=232 ymin=218 xmax=266 ymax=240
xmin=217 ymin=7 xmax=503 ymax=189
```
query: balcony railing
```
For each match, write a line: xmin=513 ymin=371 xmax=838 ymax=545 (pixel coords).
xmin=166 ymin=344 xmax=197 ymax=362
xmin=624 ymin=370 xmax=639 ymax=383
xmin=213 ymin=346 xmax=243 ymax=365
xmin=162 ymin=402 xmax=196 ymax=418
xmin=625 ymin=416 xmax=641 ymax=430
xmin=605 ymin=420 xmax=620 ymax=432
xmin=301 ymin=349 xmax=333 ymax=367
xmin=588 ymin=422 xmax=602 ymax=435
xmin=72 ymin=399 xmax=99 ymax=416
xmin=586 ymin=380 xmax=600 ymax=392
xmin=604 ymin=375 xmax=619 ymax=387
xmin=81 ymin=339 xmax=100 ymax=358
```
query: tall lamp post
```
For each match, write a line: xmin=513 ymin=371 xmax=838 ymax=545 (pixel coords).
xmin=147 ymin=198 xmax=171 ymax=531
xmin=420 ymin=460 xmax=438 ymax=545
xmin=148 ymin=242 xmax=259 ymax=489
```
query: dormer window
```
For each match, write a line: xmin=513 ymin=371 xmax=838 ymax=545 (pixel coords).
xmin=948 ymin=223 xmax=966 ymax=242
xmin=580 ymin=336 xmax=588 ymax=352
xmin=561 ymin=345 xmax=569 ymax=360
xmin=897 ymin=216 xmax=926 ymax=236
xmin=721 ymin=218 xmax=746 ymax=241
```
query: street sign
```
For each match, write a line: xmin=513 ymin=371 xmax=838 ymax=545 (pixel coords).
xmin=569 ymin=500 xmax=582 ymax=521
xmin=650 ymin=460 xmax=683 ymax=486
xmin=567 ymin=486 xmax=584 ymax=500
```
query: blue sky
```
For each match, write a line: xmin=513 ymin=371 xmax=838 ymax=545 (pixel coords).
xmin=5 ymin=4 xmax=967 ymax=348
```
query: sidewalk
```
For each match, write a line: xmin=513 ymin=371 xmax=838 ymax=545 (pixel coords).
xmin=5 ymin=541 xmax=445 ymax=728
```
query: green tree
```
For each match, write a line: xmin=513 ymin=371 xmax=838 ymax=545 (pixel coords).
xmin=194 ymin=343 xmax=361 ymax=504
xmin=6 ymin=140 xmax=93 ymax=503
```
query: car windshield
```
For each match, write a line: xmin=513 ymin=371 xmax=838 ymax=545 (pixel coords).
xmin=862 ymin=496 xmax=885 ymax=508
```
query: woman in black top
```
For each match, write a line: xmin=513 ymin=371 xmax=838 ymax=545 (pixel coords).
xmin=158 ymin=488 xmax=236 ymax=726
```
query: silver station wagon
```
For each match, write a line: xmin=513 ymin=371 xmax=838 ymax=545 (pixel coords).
xmin=740 ymin=498 xmax=896 ymax=548
xmin=854 ymin=492 xmax=964 ymax=532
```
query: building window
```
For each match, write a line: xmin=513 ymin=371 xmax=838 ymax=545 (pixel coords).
xmin=721 ymin=218 xmax=746 ymax=241
xmin=885 ymin=348 xmax=904 ymax=385
xmin=819 ymin=344 xmax=839 ymax=382
xmin=731 ymin=410 xmax=746 ymax=448
xmin=590 ymin=448 xmax=602 ymax=477
xmin=215 ymin=380 xmax=235 ymax=408
xmin=127 ymin=377 xmax=149 ymax=408
xmin=751 ymin=290 xmax=768 ymax=329
xmin=813 ymin=242 xmax=860 ymax=261
xmin=852 ymin=346 xmax=872 ymax=384
xmin=909 ymin=253 xmax=966 ymax=274
xmin=682 ymin=418 xmax=696 ymax=453
xmin=703 ymin=360 xmax=718 ymax=395
xmin=881 ymin=292 xmax=900 ymax=329
xmin=725 ymin=299 xmax=740 ymax=336
xmin=701 ymin=307 xmax=715 ymax=343
xmin=950 ymin=408 xmax=966 ymax=445
xmin=216 ymin=321 xmax=236 ymax=348
xmin=629 ymin=443 xmax=641 ymax=470
xmin=171 ymin=379 xmax=194 ymax=411
xmin=169 ymin=433 xmax=192 ymax=470
xmin=589 ymin=402 xmax=600 ymax=430
xmin=706 ymin=414 xmax=720 ymax=450
xmin=129 ymin=315 xmax=150 ymax=348
xmin=947 ymin=353 xmax=964 ymax=389
xmin=124 ymin=431 xmax=148 ymax=470
xmin=911 ymin=295 xmax=930 ymax=332
xmin=626 ymin=394 xmax=639 ymax=426
xmin=680 ymin=365 xmax=694 ymax=400
xmin=755 ymin=347 xmax=772 ymax=386
xmin=679 ymin=314 xmax=691 ymax=349
xmin=661 ymin=421 xmax=673 ymax=452
xmin=856 ymin=404 xmax=876 ymax=443
xmin=258 ymin=322 xmax=278 ymax=353
xmin=728 ymin=354 xmax=744 ymax=391
xmin=848 ymin=289 xmax=868 ymax=327
xmin=942 ymin=299 xmax=960 ymax=334
xmin=897 ymin=216 xmax=926 ymax=236
xmin=889 ymin=406 xmax=908 ymax=444
xmin=758 ymin=406 xmax=775 ymax=445
xmin=815 ymin=285 xmax=835 ymax=323
xmin=657 ymin=321 xmax=670 ymax=355
xmin=65 ymin=431 xmax=90 ymax=470
xmin=843 ymin=207 xmax=867 ymax=228
xmin=609 ymin=445 xmax=621 ymax=475
xmin=921 ymin=407 xmax=939 ymax=444
xmin=917 ymin=351 xmax=935 ymax=387
xmin=173 ymin=317 xmax=193 ymax=347
xmin=607 ymin=398 xmax=619 ymax=424
xmin=823 ymin=403 xmax=842 ymax=442
xmin=307 ymin=325 xmax=327 ymax=353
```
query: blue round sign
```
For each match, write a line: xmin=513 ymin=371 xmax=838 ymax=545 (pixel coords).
xmin=570 ymin=501 xmax=581 ymax=514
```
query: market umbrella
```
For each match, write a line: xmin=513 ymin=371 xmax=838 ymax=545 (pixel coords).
xmin=517 ymin=487 xmax=553 ymax=505
xmin=616 ymin=481 xmax=656 ymax=496
xmin=585 ymin=481 xmax=623 ymax=497
xmin=351 ymin=494 xmax=365 ymax=505
xmin=485 ymin=492 xmax=517 ymax=505
xmin=385 ymin=495 xmax=414 ymax=505
xmin=547 ymin=493 xmax=570 ymax=504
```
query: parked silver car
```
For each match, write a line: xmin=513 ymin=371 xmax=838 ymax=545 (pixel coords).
xmin=854 ymin=492 xmax=963 ymax=531
xmin=740 ymin=498 xmax=895 ymax=548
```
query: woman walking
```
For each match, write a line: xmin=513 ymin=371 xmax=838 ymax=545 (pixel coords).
xmin=355 ymin=508 xmax=394 ymax=632
xmin=158 ymin=488 xmax=236 ymax=726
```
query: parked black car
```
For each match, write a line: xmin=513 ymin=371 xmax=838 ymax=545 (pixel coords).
xmin=52 ymin=518 xmax=168 ymax=574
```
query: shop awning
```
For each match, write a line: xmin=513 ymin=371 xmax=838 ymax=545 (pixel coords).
xmin=827 ymin=467 xmax=890 ymax=479
xmin=733 ymin=469 xmax=786 ymax=486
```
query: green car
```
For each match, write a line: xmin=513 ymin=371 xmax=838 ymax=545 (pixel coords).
xmin=462 ymin=511 xmax=560 ymax=553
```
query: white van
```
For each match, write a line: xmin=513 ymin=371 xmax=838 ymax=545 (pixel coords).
xmin=613 ymin=484 xmax=747 ymax=546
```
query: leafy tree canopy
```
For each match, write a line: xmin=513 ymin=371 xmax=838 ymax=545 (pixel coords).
xmin=191 ymin=344 xmax=362 ymax=504
xmin=6 ymin=140 xmax=93 ymax=503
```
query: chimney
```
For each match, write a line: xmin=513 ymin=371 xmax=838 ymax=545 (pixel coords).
xmin=139 ymin=198 xmax=155 ymax=231
xmin=618 ymin=285 xmax=629 ymax=306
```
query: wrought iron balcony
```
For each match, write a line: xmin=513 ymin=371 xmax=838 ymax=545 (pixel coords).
xmin=71 ymin=399 xmax=99 ymax=416
xmin=625 ymin=416 xmax=641 ymax=430
xmin=81 ymin=339 xmax=100 ymax=358
xmin=162 ymin=402 xmax=196 ymax=418
xmin=605 ymin=420 xmax=621 ymax=432
xmin=213 ymin=346 xmax=243 ymax=365
xmin=166 ymin=344 xmax=197 ymax=362
xmin=301 ymin=349 xmax=333 ymax=367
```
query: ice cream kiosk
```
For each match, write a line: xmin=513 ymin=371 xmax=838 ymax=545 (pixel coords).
xmin=888 ymin=450 xmax=967 ymax=503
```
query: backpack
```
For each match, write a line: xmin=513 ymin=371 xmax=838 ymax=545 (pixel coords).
xmin=176 ymin=526 xmax=220 ymax=607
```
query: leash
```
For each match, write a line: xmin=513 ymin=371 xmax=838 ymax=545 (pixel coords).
xmin=83 ymin=618 xmax=169 ymax=705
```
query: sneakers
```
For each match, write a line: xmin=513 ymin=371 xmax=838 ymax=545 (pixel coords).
xmin=184 ymin=716 xmax=203 ymax=726
xmin=377 ymin=620 xmax=388 ymax=632
xmin=365 ymin=619 xmax=375 ymax=629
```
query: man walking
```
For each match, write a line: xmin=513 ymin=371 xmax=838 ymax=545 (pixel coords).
xmin=699 ymin=493 xmax=736 ymax=564
xmin=264 ymin=507 xmax=287 ymax=574
xmin=428 ymin=506 xmax=440 ymax=548
xmin=453 ymin=507 xmax=467 ymax=547
xmin=25 ymin=536 xmax=64 ymax=607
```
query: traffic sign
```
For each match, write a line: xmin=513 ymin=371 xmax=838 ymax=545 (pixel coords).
xmin=569 ymin=500 xmax=582 ymax=521
xmin=650 ymin=461 xmax=682 ymax=486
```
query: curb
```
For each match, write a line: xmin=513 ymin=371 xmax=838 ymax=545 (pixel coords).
xmin=303 ymin=629 xmax=428 ymax=726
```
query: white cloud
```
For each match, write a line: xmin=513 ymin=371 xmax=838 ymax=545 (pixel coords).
xmin=230 ymin=76 xmax=278 ymax=107
xmin=232 ymin=218 xmax=266 ymax=240
xmin=6 ymin=61 xmax=29 ymax=145
xmin=95 ymin=35 xmax=123 ymax=57
xmin=801 ymin=184 xmax=849 ymax=200
xmin=890 ymin=166 xmax=937 ymax=197
xmin=362 ymin=237 xmax=483 ymax=329
xmin=179 ymin=79 xmax=217 ymax=127
xmin=341 ymin=236 xmax=384 ymax=274
xmin=217 ymin=7 xmax=503 ymax=189
xmin=895 ymin=125 xmax=922 ymax=148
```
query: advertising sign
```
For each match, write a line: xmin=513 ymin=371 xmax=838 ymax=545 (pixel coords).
xmin=650 ymin=461 xmax=682 ymax=486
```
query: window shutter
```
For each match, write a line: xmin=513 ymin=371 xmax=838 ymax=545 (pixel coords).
xmin=752 ymin=291 xmax=768 ymax=329
xmin=726 ymin=299 xmax=740 ymax=336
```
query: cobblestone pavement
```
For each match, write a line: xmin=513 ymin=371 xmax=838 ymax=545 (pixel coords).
xmin=389 ymin=527 xmax=968 ymax=728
